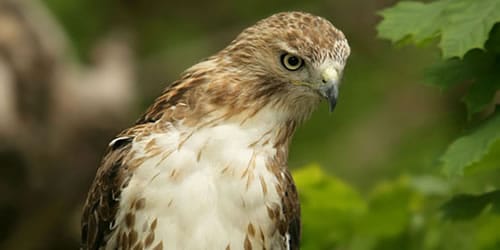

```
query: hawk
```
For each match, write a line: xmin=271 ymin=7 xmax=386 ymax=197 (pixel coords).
xmin=81 ymin=11 xmax=350 ymax=250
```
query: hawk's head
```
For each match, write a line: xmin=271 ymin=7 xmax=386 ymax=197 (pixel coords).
xmin=223 ymin=12 xmax=349 ymax=111
xmin=178 ymin=12 xmax=350 ymax=123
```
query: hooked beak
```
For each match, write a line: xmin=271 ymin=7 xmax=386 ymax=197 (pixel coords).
xmin=319 ymin=67 xmax=340 ymax=112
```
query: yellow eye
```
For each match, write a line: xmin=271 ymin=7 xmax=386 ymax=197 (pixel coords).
xmin=281 ymin=53 xmax=303 ymax=71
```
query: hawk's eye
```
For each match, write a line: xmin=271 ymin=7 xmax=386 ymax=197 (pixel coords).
xmin=281 ymin=53 xmax=303 ymax=71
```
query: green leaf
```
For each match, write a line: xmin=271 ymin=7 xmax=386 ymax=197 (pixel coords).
xmin=440 ymin=0 xmax=500 ymax=58
xmin=464 ymin=139 xmax=500 ymax=176
xmin=425 ymin=49 xmax=500 ymax=116
xmin=424 ymin=58 xmax=469 ymax=90
xmin=441 ymin=113 xmax=500 ymax=176
xmin=377 ymin=1 xmax=448 ymax=45
xmin=460 ymin=48 xmax=500 ymax=116
xmin=441 ymin=190 xmax=500 ymax=220
xmin=377 ymin=0 xmax=500 ymax=59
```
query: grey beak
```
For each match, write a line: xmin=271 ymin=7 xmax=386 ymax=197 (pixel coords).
xmin=320 ymin=83 xmax=339 ymax=112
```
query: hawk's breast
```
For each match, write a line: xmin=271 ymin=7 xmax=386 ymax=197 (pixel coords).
xmin=108 ymin=108 xmax=291 ymax=250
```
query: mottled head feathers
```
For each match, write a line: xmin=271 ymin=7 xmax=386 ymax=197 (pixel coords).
xmin=139 ymin=11 xmax=350 ymax=126
xmin=226 ymin=12 xmax=350 ymax=67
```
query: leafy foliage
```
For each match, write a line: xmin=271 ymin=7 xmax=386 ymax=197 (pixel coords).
xmin=441 ymin=113 xmax=500 ymax=176
xmin=377 ymin=0 xmax=500 ymax=59
xmin=294 ymin=165 xmax=500 ymax=250
xmin=377 ymin=0 xmax=500 ymax=248
xmin=378 ymin=0 xmax=500 ymax=174
xmin=294 ymin=166 xmax=422 ymax=250
xmin=378 ymin=0 xmax=500 ymax=117
xmin=425 ymin=27 xmax=500 ymax=116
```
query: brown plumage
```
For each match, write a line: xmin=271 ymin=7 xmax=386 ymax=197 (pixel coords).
xmin=81 ymin=11 xmax=349 ymax=250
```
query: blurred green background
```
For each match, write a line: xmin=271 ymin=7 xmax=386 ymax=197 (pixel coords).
xmin=0 ymin=0 xmax=498 ymax=249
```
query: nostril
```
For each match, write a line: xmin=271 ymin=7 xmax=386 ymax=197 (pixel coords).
xmin=322 ymin=79 xmax=327 ymax=83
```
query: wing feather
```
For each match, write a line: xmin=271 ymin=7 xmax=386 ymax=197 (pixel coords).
xmin=282 ymin=170 xmax=301 ymax=250
xmin=81 ymin=136 xmax=134 ymax=250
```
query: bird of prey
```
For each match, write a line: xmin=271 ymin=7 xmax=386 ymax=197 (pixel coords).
xmin=81 ymin=11 xmax=350 ymax=250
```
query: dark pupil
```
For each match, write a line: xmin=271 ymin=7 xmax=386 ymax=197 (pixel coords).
xmin=287 ymin=56 xmax=299 ymax=66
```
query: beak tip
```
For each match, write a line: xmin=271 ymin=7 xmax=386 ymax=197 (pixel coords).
xmin=320 ymin=83 xmax=338 ymax=113
xmin=328 ymin=97 xmax=337 ymax=113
